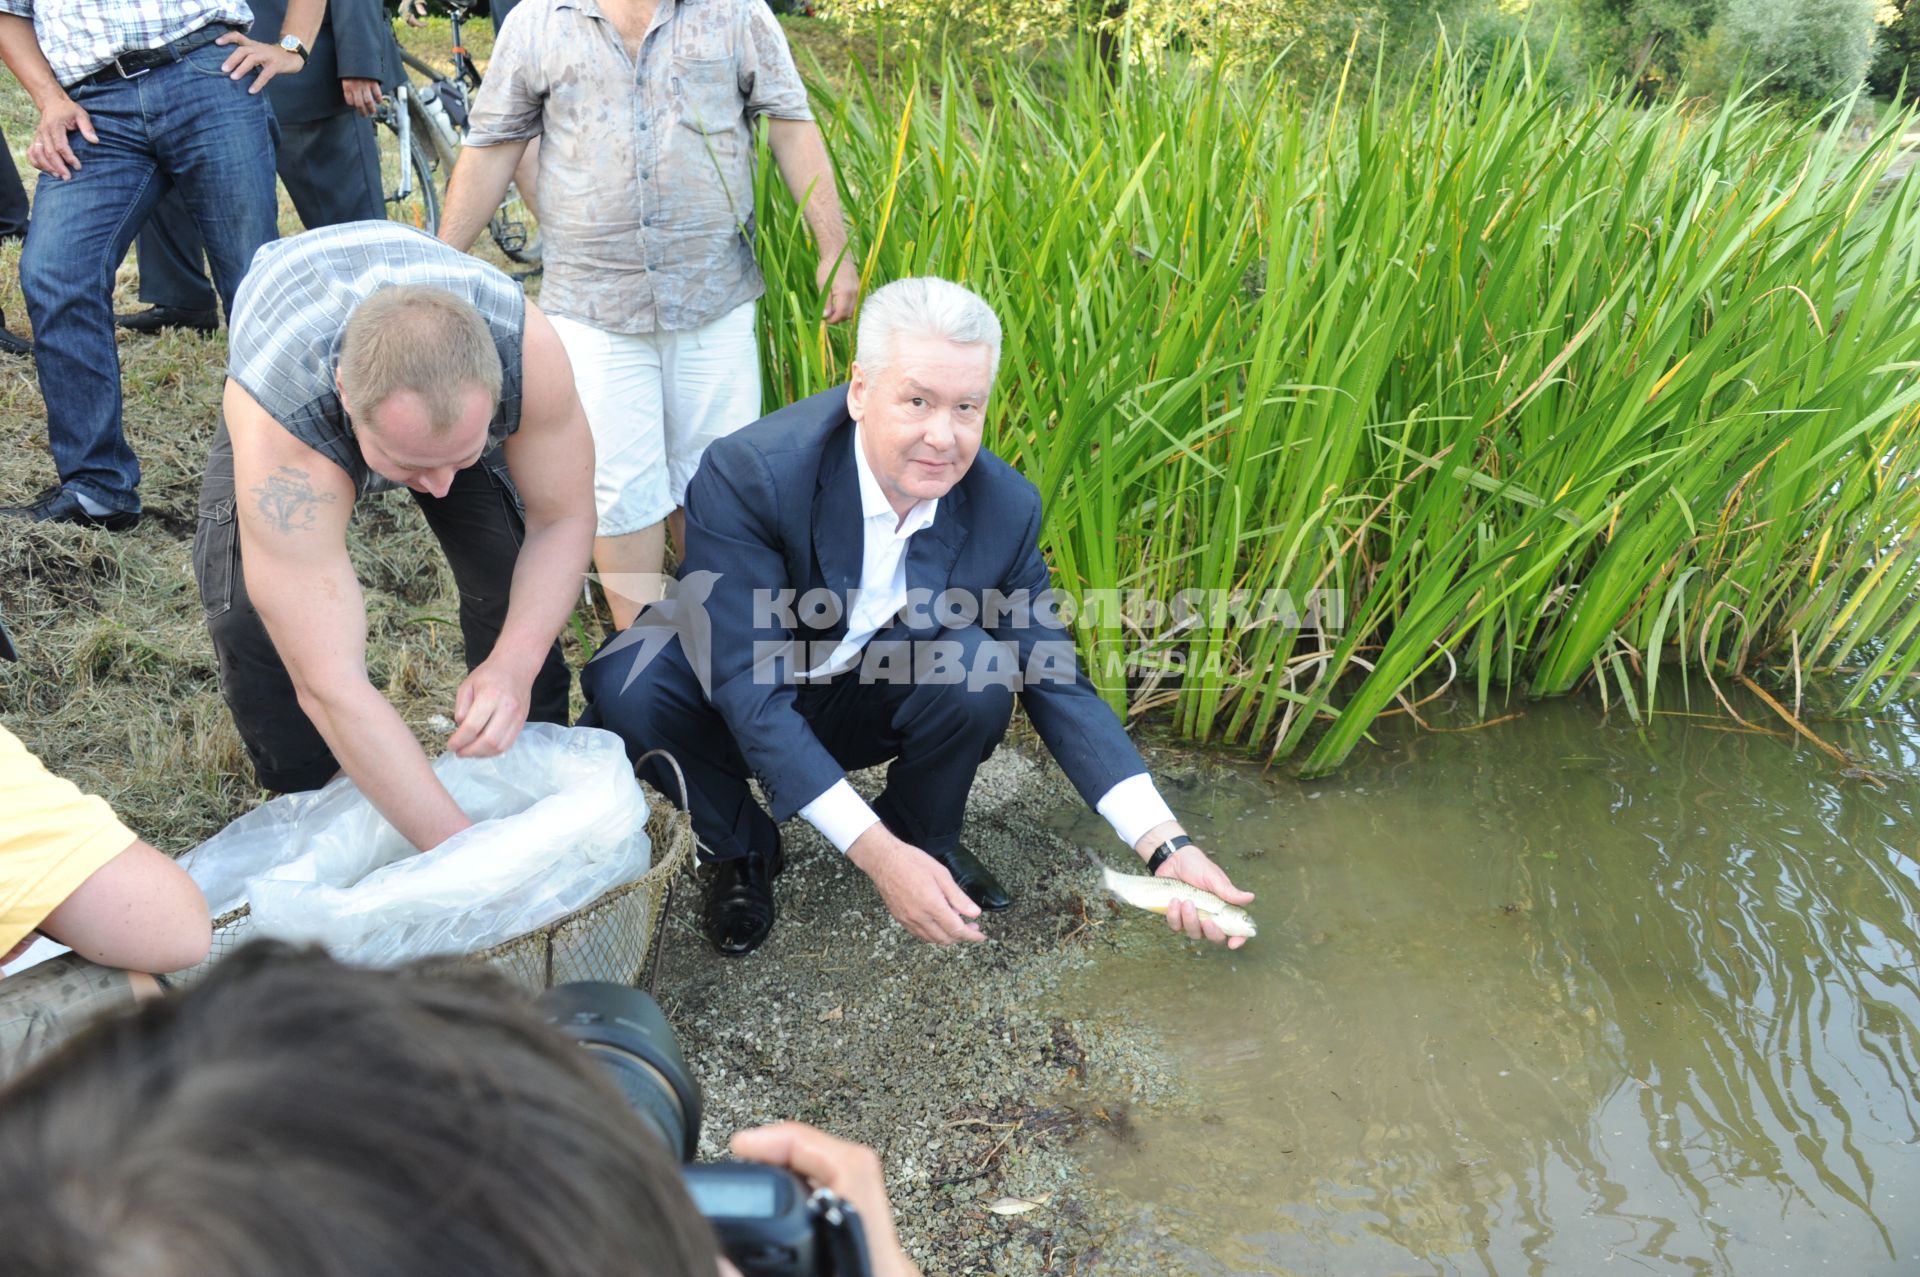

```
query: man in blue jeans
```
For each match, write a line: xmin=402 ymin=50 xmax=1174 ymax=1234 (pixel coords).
xmin=0 ymin=0 xmax=318 ymax=531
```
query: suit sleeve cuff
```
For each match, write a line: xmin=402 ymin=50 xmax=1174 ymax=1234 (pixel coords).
xmin=1094 ymin=773 xmax=1176 ymax=851
xmin=799 ymin=778 xmax=881 ymax=855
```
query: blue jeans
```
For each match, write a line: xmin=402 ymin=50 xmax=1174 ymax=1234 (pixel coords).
xmin=19 ymin=38 xmax=278 ymax=515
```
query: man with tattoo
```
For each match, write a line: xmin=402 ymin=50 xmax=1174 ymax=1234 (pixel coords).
xmin=193 ymin=222 xmax=597 ymax=852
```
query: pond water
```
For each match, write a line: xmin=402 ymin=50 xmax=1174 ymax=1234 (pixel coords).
xmin=1049 ymin=698 xmax=1920 ymax=1275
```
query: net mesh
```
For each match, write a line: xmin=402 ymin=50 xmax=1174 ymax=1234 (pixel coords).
xmin=173 ymin=782 xmax=694 ymax=993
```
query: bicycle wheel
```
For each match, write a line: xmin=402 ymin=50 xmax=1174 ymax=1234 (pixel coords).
xmin=376 ymin=97 xmax=440 ymax=234
xmin=489 ymin=185 xmax=541 ymax=265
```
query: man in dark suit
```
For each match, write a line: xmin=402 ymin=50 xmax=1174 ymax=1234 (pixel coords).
xmin=117 ymin=0 xmax=400 ymax=333
xmin=582 ymin=277 xmax=1253 ymax=956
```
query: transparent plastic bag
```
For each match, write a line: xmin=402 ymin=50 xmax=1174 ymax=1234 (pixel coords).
xmin=179 ymin=723 xmax=651 ymax=966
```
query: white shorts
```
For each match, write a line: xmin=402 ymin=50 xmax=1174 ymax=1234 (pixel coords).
xmin=548 ymin=302 xmax=762 ymax=536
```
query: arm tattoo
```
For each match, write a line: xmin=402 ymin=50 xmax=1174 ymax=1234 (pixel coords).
xmin=252 ymin=466 xmax=338 ymax=534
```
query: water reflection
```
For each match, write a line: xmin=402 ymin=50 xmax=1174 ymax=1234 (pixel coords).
xmin=1054 ymin=701 xmax=1920 ymax=1275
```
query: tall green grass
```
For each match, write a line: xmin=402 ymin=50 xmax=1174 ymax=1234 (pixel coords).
xmin=754 ymin=37 xmax=1920 ymax=774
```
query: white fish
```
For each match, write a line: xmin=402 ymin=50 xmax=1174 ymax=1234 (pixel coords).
xmin=1101 ymin=866 xmax=1257 ymax=940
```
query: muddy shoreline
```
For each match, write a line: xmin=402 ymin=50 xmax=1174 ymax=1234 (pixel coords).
xmin=657 ymin=741 xmax=1240 ymax=1275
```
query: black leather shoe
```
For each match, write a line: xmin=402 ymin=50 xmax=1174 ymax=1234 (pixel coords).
xmin=0 ymin=485 xmax=140 ymax=531
xmin=0 ymin=325 xmax=29 ymax=358
xmin=698 ymin=840 xmax=785 ymax=956
xmin=931 ymin=844 xmax=1013 ymax=911
xmin=115 ymin=304 xmax=219 ymax=335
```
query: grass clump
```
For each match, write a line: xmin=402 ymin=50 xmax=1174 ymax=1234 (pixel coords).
xmin=755 ymin=37 xmax=1920 ymax=772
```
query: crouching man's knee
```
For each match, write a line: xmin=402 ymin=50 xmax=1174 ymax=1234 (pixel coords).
xmin=911 ymin=626 xmax=1017 ymax=740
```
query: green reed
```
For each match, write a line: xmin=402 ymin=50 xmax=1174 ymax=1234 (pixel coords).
xmin=752 ymin=36 xmax=1920 ymax=774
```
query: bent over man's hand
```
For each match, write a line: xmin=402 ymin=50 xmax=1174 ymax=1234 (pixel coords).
xmin=449 ymin=654 xmax=539 ymax=758
xmin=847 ymin=825 xmax=985 ymax=946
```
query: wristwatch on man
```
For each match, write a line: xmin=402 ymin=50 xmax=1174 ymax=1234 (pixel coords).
xmin=1144 ymin=834 xmax=1193 ymax=876
xmin=278 ymin=34 xmax=309 ymax=64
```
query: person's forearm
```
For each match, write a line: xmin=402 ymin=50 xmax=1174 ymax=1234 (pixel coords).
xmin=439 ymin=142 xmax=529 ymax=252
xmin=767 ymin=118 xmax=850 ymax=261
xmin=0 ymin=16 xmax=70 ymax=106
xmin=278 ymin=0 xmax=326 ymax=52
xmin=299 ymin=677 xmax=473 ymax=851
xmin=488 ymin=509 xmax=593 ymax=675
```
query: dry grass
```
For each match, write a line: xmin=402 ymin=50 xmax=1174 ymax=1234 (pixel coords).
xmin=0 ymin=15 xmax=859 ymax=847
xmin=0 ymin=17 xmax=604 ymax=848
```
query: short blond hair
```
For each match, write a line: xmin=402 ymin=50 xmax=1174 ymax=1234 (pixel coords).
xmin=337 ymin=285 xmax=503 ymax=433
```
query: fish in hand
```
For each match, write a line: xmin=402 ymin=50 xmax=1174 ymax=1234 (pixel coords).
xmin=1101 ymin=866 xmax=1257 ymax=940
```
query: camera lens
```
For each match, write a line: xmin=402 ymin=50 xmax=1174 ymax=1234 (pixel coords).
xmin=536 ymin=982 xmax=703 ymax=1162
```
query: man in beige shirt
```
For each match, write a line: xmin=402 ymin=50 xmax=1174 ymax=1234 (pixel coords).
xmin=440 ymin=0 xmax=859 ymax=629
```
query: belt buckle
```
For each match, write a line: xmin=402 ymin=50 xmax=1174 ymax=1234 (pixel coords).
xmin=111 ymin=54 xmax=152 ymax=79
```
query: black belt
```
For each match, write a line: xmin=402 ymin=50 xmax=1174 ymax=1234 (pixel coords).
xmin=74 ymin=23 xmax=238 ymax=88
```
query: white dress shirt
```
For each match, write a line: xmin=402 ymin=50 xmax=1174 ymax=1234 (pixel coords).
xmin=798 ymin=427 xmax=1177 ymax=855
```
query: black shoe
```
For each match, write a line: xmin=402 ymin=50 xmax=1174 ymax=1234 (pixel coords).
xmin=930 ymin=844 xmax=1013 ymax=911
xmin=0 ymin=485 xmax=140 ymax=531
xmin=698 ymin=839 xmax=785 ymax=956
xmin=0 ymin=326 xmax=29 ymax=358
xmin=115 ymin=304 xmax=219 ymax=335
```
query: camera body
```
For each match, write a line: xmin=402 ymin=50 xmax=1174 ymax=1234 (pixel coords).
xmin=537 ymin=983 xmax=872 ymax=1277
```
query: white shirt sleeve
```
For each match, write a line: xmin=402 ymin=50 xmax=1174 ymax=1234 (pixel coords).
xmin=798 ymin=778 xmax=883 ymax=854
xmin=1094 ymin=773 xmax=1178 ymax=851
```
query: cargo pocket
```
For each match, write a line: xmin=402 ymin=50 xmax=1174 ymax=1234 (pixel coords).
xmin=194 ymin=497 xmax=239 ymax=620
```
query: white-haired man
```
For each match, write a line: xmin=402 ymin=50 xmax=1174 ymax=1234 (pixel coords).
xmin=193 ymin=222 xmax=596 ymax=852
xmin=582 ymin=277 xmax=1252 ymax=956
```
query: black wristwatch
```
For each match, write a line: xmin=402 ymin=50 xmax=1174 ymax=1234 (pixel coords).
xmin=278 ymin=34 xmax=309 ymax=64
xmin=1145 ymin=834 xmax=1192 ymax=876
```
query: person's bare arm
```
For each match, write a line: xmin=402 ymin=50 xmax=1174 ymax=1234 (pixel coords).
xmin=452 ymin=301 xmax=594 ymax=756
xmin=35 ymin=838 xmax=211 ymax=974
xmin=439 ymin=139 xmax=530 ymax=253
xmin=225 ymin=380 xmax=474 ymax=851
xmin=765 ymin=117 xmax=858 ymax=323
xmin=0 ymin=15 xmax=98 ymax=180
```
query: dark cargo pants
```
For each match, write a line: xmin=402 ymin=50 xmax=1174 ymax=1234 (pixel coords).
xmin=193 ymin=418 xmax=571 ymax=793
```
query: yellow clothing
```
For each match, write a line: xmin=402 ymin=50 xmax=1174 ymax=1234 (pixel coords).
xmin=1 ymin=724 xmax=135 ymax=953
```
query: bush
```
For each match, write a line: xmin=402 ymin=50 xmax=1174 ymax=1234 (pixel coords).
xmin=1698 ymin=0 xmax=1881 ymax=103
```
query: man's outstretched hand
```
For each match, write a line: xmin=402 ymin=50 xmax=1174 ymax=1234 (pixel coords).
xmin=846 ymin=825 xmax=984 ymax=945
xmin=1135 ymin=823 xmax=1256 ymax=950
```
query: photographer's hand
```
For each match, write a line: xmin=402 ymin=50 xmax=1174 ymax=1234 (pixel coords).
xmin=730 ymin=1122 xmax=921 ymax=1277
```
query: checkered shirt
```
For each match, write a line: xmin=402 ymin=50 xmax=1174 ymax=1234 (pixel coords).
xmin=227 ymin=221 xmax=528 ymax=497
xmin=0 ymin=0 xmax=253 ymax=88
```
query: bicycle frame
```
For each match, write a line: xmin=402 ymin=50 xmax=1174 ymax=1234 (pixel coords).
xmin=386 ymin=83 xmax=415 ymax=202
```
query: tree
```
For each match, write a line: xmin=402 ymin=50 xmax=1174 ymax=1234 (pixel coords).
xmin=1560 ymin=0 xmax=1717 ymax=88
xmin=1703 ymin=0 xmax=1882 ymax=102
xmin=1869 ymin=1 xmax=1920 ymax=101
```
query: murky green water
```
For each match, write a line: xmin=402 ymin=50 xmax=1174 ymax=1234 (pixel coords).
xmin=1052 ymin=699 xmax=1920 ymax=1275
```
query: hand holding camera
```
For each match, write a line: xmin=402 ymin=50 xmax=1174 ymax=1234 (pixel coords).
xmin=730 ymin=1123 xmax=921 ymax=1277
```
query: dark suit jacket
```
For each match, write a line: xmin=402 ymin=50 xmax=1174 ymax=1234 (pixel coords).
xmin=681 ymin=385 xmax=1148 ymax=824
xmin=248 ymin=0 xmax=401 ymax=124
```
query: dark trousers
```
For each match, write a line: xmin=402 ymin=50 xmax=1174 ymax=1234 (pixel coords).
xmin=0 ymin=141 xmax=28 ymax=239
xmin=137 ymin=110 xmax=384 ymax=312
xmin=580 ymin=622 xmax=1016 ymax=863
xmin=194 ymin=419 xmax=571 ymax=793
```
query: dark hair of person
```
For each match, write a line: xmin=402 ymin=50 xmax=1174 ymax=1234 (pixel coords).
xmin=0 ymin=942 xmax=721 ymax=1277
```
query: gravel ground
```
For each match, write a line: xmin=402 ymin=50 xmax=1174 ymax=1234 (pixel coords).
xmin=653 ymin=742 xmax=1204 ymax=1276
